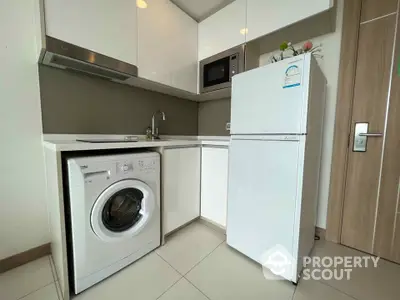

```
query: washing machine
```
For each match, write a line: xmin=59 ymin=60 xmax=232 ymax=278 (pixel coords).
xmin=66 ymin=152 xmax=160 ymax=294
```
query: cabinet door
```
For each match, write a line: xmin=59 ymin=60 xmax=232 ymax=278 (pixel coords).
xmin=198 ymin=0 xmax=247 ymax=61
xmin=138 ymin=0 xmax=198 ymax=93
xmin=201 ymin=147 xmax=229 ymax=228
xmin=246 ymin=0 xmax=333 ymax=42
xmin=163 ymin=147 xmax=201 ymax=234
xmin=44 ymin=0 xmax=138 ymax=65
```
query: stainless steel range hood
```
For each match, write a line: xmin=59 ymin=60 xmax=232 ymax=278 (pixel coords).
xmin=40 ymin=36 xmax=138 ymax=81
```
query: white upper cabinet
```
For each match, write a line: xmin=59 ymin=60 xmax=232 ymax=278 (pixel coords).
xmin=198 ymin=0 xmax=247 ymax=61
xmin=44 ymin=0 xmax=138 ymax=65
xmin=246 ymin=0 xmax=334 ymax=42
xmin=138 ymin=0 xmax=198 ymax=93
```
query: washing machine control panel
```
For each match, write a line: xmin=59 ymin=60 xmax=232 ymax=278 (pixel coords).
xmin=137 ymin=159 xmax=157 ymax=171
xmin=117 ymin=158 xmax=157 ymax=174
xmin=116 ymin=162 xmax=133 ymax=174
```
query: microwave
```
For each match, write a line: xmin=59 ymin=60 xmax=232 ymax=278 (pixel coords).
xmin=199 ymin=45 xmax=245 ymax=93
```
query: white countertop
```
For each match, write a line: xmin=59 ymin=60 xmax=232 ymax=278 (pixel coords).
xmin=43 ymin=135 xmax=230 ymax=151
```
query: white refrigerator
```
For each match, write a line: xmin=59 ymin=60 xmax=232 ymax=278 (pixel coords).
xmin=226 ymin=53 xmax=326 ymax=283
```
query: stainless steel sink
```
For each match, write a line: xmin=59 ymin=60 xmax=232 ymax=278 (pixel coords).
xmin=77 ymin=136 xmax=139 ymax=143
xmin=76 ymin=139 xmax=138 ymax=143
xmin=76 ymin=137 xmax=172 ymax=143
xmin=148 ymin=138 xmax=171 ymax=142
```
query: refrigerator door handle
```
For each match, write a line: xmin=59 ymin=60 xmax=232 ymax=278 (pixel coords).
xmin=231 ymin=135 xmax=302 ymax=142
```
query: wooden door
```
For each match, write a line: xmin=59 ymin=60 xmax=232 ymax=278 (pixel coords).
xmin=373 ymin=8 xmax=400 ymax=262
xmin=341 ymin=0 xmax=400 ymax=263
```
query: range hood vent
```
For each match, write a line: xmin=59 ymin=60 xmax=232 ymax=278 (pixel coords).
xmin=40 ymin=36 xmax=138 ymax=81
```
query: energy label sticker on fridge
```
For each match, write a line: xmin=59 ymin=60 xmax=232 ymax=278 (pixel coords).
xmin=283 ymin=65 xmax=301 ymax=89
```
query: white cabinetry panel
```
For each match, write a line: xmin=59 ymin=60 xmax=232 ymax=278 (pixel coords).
xmin=44 ymin=0 xmax=138 ymax=65
xmin=246 ymin=0 xmax=334 ymax=42
xmin=138 ymin=0 xmax=198 ymax=93
xmin=163 ymin=147 xmax=201 ymax=234
xmin=201 ymin=147 xmax=229 ymax=228
xmin=198 ymin=0 xmax=247 ymax=61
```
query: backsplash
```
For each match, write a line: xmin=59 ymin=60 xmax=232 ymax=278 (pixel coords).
xmin=198 ymin=98 xmax=231 ymax=136
xmin=39 ymin=65 xmax=198 ymax=135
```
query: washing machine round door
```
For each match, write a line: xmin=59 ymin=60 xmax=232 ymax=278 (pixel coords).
xmin=91 ymin=179 xmax=156 ymax=242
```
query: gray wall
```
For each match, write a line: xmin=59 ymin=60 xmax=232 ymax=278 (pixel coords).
xmin=198 ymin=98 xmax=231 ymax=136
xmin=39 ymin=65 xmax=198 ymax=135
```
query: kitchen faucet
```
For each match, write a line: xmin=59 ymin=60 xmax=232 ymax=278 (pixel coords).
xmin=151 ymin=110 xmax=166 ymax=139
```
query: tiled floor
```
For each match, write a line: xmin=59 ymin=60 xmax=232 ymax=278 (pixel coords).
xmin=2 ymin=221 xmax=400 ymax=300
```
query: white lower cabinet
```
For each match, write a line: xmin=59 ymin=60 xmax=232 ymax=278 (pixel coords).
xmin=201 ymin=147 xmax=229 ymax=228
xmin=163 ymin=147 xmax=201 ymax=234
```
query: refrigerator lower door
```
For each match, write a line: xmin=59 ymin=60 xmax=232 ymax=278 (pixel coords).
xmin=226 ymin=138 xmax=302 ymax=282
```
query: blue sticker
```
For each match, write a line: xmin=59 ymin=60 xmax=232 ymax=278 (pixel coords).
xmin=283 ymin=65 xmax=301 ymax=89
xmin=283 ymin=83 xmax=301 ymax=89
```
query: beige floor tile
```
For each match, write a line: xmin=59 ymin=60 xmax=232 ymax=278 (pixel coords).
xmin=20 ymin=283 xmax=59 ymax=300
xmin=156 ymin=222 xmax=225 ymax=275
xmin=186 ymin=243 xmax=295 ymax=300
xmin=294 ymin=279 xmax=355 ymax=300
xmin=74 ymin=252 xmax=181 ymax=300
xmin=0 ymin=256 xmax=54 ymax=300
xmin=307 ymin=240 xmax=400 ymax=300
xmin=158 ymin=278 xmax=208 ymax=300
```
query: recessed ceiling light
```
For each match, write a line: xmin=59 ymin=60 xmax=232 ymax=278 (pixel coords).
xmin=137 ymin=0 xmax=148 ymax=9
xmin=240 ymin=28 xmax=248 ymax=35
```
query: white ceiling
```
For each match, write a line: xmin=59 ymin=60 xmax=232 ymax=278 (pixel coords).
xmin=170 ymin=0 xmax=234 ymax=22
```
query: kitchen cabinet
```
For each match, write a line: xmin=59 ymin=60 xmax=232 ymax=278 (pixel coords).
xmin=201 ymin=147 xmax=229 ymax=228
xmin=163 ymin=147 xmax=201 ymax=234
xmin=198 ymin=0 xmax=247 ymax=61
xmin=246 ymin=0 xmax=334 ymax=42
xmin=138 ymin=0 xmax=198 ymax=93
xmin=44 ymin=0 xmax=138 ymax=65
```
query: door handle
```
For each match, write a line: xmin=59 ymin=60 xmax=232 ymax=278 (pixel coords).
xmin=353 ymin=122 xmax=383 ymax=152
xmin=358 ymin=133 xmax=383 ymax=137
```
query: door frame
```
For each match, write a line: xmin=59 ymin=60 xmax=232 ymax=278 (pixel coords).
xmin=326 ymin=0 xmax=400 ymax=243
xmin=325 ymin=0 xmax=363 ymax=243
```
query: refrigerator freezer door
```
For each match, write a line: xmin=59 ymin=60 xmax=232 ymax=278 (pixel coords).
xmin=226 ymin=138 xmax=302 ymax=281
xmin=230 ymin=55 xmax=310 ymax=135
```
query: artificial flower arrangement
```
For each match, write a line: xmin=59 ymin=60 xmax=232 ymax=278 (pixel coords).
xmin=269 ymin=41 xmax=322 ymax=63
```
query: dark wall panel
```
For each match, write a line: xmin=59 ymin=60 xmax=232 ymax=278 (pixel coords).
xmin=39 ymin=66 xmax=198 ymax=135
xmin=198 ymin=98 xmax=231 ymax=136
